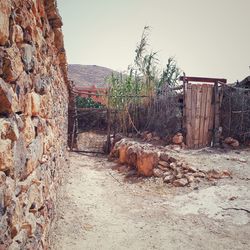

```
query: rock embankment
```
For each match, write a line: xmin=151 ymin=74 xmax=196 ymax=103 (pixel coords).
xmin=0 ymin=0 xmax=69 ymax=249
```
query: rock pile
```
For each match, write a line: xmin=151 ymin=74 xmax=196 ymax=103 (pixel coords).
xmin=110 ymin=139 xmax=231 ymax=187
xmin=0 ymin=0 xmax=69 ymax=249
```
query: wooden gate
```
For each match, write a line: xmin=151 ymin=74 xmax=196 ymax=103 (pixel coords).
xmin=181 ymin=76 xmax=227 ymax=149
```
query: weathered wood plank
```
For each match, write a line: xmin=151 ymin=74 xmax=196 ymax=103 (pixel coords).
xmin=183 ymin=82 xmax=186 ymax=132
xmin=185 ymin=82 xmax=192 ymax=147
xmin=213 ymin=82 xmax=220 ymax=146
xmin=194 ymin=84 xmax=202 ymax=149
xmin=190 ymin=84 xmax=197 ymax=148
xmin=198 ymin=85 xmax=208 ymax=147
xmin=179 ymin=76 xmax=227 ymax=84
xmin=203 ymin=84 xmax=213 ymax=146
xmin=208 ymin=84 xmax=215 ymax=145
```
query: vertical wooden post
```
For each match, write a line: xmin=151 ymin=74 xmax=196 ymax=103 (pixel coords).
xmin=185 ymin=82 xmax=192 ymax=148
xmin=213 ymin=81 xmax=220 ymax=146
xmin=240 ymin=91 xmax=245 ymax=142
xmin=106 ymin=107 xmax=111 ymax=153
xmin=228 ymin=89 xmax=232 ymax=137
xmin=203 ymin=85 xmax=213 ymax=146
xmin=182 ymin=75 xmax=186 ymax=135
xmin=106 ymin=89 xmax=112 ymax=154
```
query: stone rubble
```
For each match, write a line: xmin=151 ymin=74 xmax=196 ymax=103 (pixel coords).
xmin=0 ymin=0 xmax=69 ymax=249
xmin=110 ymin=138 xmax=232 ymax=187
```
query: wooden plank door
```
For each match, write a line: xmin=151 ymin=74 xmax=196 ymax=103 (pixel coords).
xmin=185 ymin=83 xmax=214 ymax=148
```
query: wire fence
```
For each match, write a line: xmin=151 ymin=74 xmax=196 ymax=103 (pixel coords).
xmin=221 ymin=84 xmax=250 ymax=142
xmin=108 ymin=88 xmax=183 ymax=139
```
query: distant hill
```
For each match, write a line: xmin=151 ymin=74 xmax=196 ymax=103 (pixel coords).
xmin=68 ymin=64 xmax=115 ymax=88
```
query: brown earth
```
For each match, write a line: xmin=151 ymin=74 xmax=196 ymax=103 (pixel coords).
xmin=51 ymin=132 xmax=250 ymax=250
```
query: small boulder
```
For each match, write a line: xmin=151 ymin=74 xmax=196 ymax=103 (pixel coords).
xmin=224 ymin=137 xmax=239 ymax=148
xmin=163 ymin=175 xmax=175 ymax=183
xmin=2 ymin=46 xmax=23 ymax=82
xmin=11 ymin=24 xmax=23 ymax=43
xmin=21 ymin=44 xmax=34 ymax=72
xmin=169 ymin=162 xmax=177 ymax=170
xmin=175 ymin=173 xmax=183 ymax=179
xmin=173 ymin=178 xmax=188 ymax=187
xmin=145 ymin=133 xmax=153 ymax=141
xmin=157 ymin=164 xmax=168 ymax=171
xmin=31 ymin=92 xmax=41 ymax=116
xmin=158 ymin=160 xmax=169 ymax=168
xmin=160 ymin=153 xmax=169 ymax=162
xmin=0 ymin=79 xmax=18 ymax=114
xmin=0 ymin=139 xmax=13 ymax=174
xmin=153 ymin=168 xmax=164 ymax=178
xmin=172 ymin=133 xmax=183 ymax=145
xmin=152 ymin=136 xmax=161 ymax=141
xmin=193 ymin=172 xmax=206 ymax=178
xmin=0 ymin=1 xmax=11 ymax=45
xmin=136 ymin=150 xmax=158 ymax=177
xmin=186 ymin=175 xmax=195 ymax=183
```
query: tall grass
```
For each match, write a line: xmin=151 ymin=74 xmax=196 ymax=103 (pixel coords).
xmin=106 ymin=26 xmax=182 ymax=135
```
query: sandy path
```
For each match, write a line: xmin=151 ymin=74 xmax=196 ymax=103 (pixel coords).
xmin=51 ymin=150 xmax=250 ymax=250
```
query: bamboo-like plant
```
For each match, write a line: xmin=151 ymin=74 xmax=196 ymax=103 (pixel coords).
xmin=106 ymin=26 xmax=182 ymax=135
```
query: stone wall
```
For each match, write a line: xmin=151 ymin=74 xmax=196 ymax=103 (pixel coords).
xmin=0 ymin=0 xmax=69 ymax=249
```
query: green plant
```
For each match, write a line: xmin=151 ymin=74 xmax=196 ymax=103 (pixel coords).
xmin=158 ymin=57 xmax=182 ymax=90
xmin=76 ymin=96 xmax=104 ymax=109
xmin=105 ymin=26 xmax=182 ymax=134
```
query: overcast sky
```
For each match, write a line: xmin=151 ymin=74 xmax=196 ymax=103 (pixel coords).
xmin=57 ymin=0 xmax=250 ymax=83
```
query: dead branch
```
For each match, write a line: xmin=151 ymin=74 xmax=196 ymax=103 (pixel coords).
xmin=220 ymin=206 xmax=250 ymax=214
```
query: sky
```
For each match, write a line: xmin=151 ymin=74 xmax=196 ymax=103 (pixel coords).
xmin=57 ymin=0 xmax=250 ymax=83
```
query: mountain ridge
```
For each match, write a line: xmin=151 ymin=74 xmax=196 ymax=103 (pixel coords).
xmin=68 ymin=64 xmax=115 ymax=88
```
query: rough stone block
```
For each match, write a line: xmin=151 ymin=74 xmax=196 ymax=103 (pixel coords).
xmin=13 ymin=133 xmax=27 ymax=180
xmin=31 ymin=92 xmax=41 ymax=116
xmin=0 ymin=79 xmax=18 ymax=114
xmin=11 ymin=24 xmax=24 ymax=43
xmin=0 ymin=118 xmax=19 ymax=142
xmin=34 ymin=75 xmax=51 ymax=95
xmin=0 ymin=0 xmax=11 ymax=45
xmin=21 ymin=44 xmax=34 ymax=72
xmin=22 ymin=116 xmax=35 ymax=146
xmin=0 ymin=139 xmax=13 ymax=175
xmin=136 ymin=151 xmax=159 ymax=177
xmin=2 ymin=46 xmax=23 ymax=82
xmin=24 ymin=135 xmax=44 ymax=180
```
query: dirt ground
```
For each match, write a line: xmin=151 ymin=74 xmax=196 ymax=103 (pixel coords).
xmin=51 ymin=132 xmax=250 ymax=250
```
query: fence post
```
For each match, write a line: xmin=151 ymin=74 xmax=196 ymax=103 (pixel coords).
xmin=213 ymin=81 xmax=220 ymax=146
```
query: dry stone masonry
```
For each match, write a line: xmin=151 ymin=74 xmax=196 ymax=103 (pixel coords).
xmin=110 ymin=138 xmax=232 ymax=186
xmin=0 ymin=0 xmax=69 ymax=249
